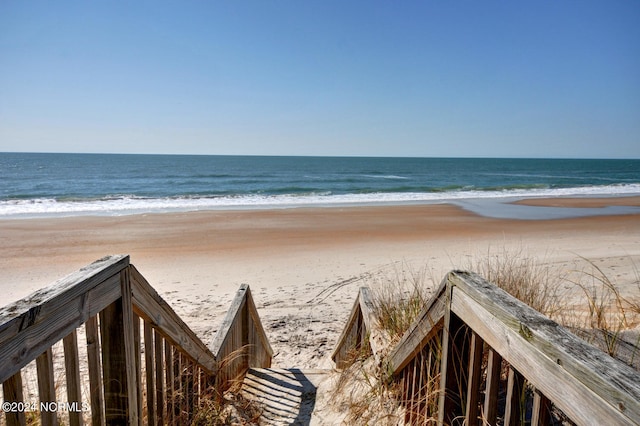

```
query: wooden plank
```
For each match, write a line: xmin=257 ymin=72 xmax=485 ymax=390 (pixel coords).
xmin=144 ymin=321 xmax=156 ymax=426
xmin=482 ymin=348 xmax=502 ymax=425
xmin=504 ymin=366 xmax=524 ymax=426
xmin=465 ymin=332 xmax=484 ymax=426
xmin=531 ymin=389 xmax=551 ymax=426
xmin=176 ymin=352 xmax=185 ymax=424
xmin=85 ymin=315 xmax=104 ymax=426
xmin=3 ymin=371 xmax=26 ymax=426
xmin=129 ymin=266 xmax=216 ymax=375
xmin=100 ymin=299 xmax=129 ymax=425
xmin=165 ymin=342 xmax=174 ymax=426
xmin=36 ymin=347 xmax=57 ymax=426
xmin=154 ymin=330 xmax=165 ymax=426
xmin=448 ymin=271 xmax=640 ymax=425
xmin=132 ymin=313 xmax=142 ymax=426
xmin=63 ymin=330 xmax=84 ymax=426
xmin=388 ymin=281 xmax=447 ymax=375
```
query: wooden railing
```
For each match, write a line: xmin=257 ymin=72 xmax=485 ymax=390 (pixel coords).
xmin=335 ymin=272 xmax=640 ymax=425
xmin=0 ymin=255 xmax=273 ymax=426
xmin=210 ymin=284 xmax=273 ymax=391
xmin=331 ymin=287 xmax=388 ymax=368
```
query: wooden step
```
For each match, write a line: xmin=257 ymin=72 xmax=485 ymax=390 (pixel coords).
xmin=241 ymin=368 xmax=342 ymax=425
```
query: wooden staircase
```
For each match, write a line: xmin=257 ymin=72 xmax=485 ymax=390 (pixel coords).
xmin=3 ymin=255 xmax=640 ymax=426
xmin=240 ymin=368 xmax=339 ymax=425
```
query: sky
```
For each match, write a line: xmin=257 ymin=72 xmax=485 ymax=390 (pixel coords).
xmin=0 ymin=1 xmax=639 ymax=158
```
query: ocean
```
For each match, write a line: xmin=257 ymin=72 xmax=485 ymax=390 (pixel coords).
xmin=1 ymin=153 xmax=639 ymax=218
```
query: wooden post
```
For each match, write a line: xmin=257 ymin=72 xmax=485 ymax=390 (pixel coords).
xmin=3 ymin=371 xmax=26 ymax=426
xmin=36 ymin=347 xmax=57 ymax=426
xmin=100 ymin=301 xmax=127 ymax=424
xmin=119 ymin=268 xmax=139 ymax=425
xmin=438 ymin=289 xmax=469 ymax=426
xmin=63 ymin=330 xmax=84 ymax=426
xmin=100 ymin=274 xmax=139 ymax=426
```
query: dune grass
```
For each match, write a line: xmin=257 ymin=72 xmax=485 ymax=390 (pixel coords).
xmin=331 ymin=249 xmax=640 ymax=423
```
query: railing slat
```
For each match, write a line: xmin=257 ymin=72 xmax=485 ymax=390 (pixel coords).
xmin=504 ymin=366 xmax=525 ymax=426
xmin=36 ymin=347 xmax=57 ymax=426
xmin=465 ymin=332 xmax=484 ymax=426
xmin=165 ymin=342 xmax=174 ymax=426
xmin=132 ymin=313 xmax=142 ymax=426
xmin=63 ymin=330 xmax=83 ymax=426
xmin=85 ymin=315 xmax=104 ymax=426
xmin=154 ymin=330 xmax=165 ymax=426
xmin=144 ymin=321 xmax=156 ymax=426
xmin=3 ymin=371 xmax=26 ymax=426
xmin=482 ymin=348 xmax=502 ymax=425
xmin=531 ymin=389 xmax=551 ymax=426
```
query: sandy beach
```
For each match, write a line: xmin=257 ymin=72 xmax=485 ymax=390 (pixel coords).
xmin=2 ymin=199 xmax=639 ymax=368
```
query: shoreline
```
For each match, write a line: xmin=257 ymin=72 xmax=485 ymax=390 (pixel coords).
xmin=2 ymin=196 xmax=639 ymax=368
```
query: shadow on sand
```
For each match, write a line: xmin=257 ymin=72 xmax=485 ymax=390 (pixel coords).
xmin=242 ymin=368 xmax=319 ymax=425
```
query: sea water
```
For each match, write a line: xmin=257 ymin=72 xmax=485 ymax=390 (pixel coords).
xmin=1 ymin=153 xmax=639 ymax=218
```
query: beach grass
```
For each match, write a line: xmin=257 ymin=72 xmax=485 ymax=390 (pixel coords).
xmin=330 ymin=249 xmax=640 ymax=423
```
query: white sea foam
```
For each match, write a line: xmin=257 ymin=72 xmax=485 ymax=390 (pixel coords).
xmin=1 ymin=184 xmax=640 ymax=219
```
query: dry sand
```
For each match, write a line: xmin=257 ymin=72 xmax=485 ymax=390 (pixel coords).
xmin=2 ymin=200 xmax=639 ymax=369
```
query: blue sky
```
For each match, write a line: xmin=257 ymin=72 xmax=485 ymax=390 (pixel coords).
xmin=1 ymin=1 xmax=639 ymax=158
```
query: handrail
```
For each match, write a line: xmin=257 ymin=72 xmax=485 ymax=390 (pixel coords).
xmin=1 ymin=255 xmax=266 ymax=425
xmin=384 ymin=271 xmax=640 ymax=425
xmin=129 ymin=266 xmax=217 ymax=374
xmin=446 ymin=270 xmax=640 ymax=425
xmin=386 ymin=280 xmax=447 ymax=375
xmin=0 ymin=255 xmax=130 ymax=384
xmin=210 ymin=284 xmax=273 ymax=390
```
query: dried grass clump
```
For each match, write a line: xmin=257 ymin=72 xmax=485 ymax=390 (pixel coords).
xmin=469 ymin=246 xmax=567 ymax=319
xmin=369 ymin=262 xmax=434 ymax=343
xmin=190 ymin=384 xmax=261 ymax=426
xmin=568 ymin=256 xmax=640 ymax=367
xmin=330 ymin=351 xmax=405 ymax=425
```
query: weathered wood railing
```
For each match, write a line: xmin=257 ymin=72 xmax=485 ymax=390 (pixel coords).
xmin=0 ymin=255 xmax=273 ymax=426
xmin=335 ymin=271 xmax=640 ymax=425
xmin=331 ymin=287 xmax=392 ymax=369
xmin=210 ymin=284 xmax=273 ymax=391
